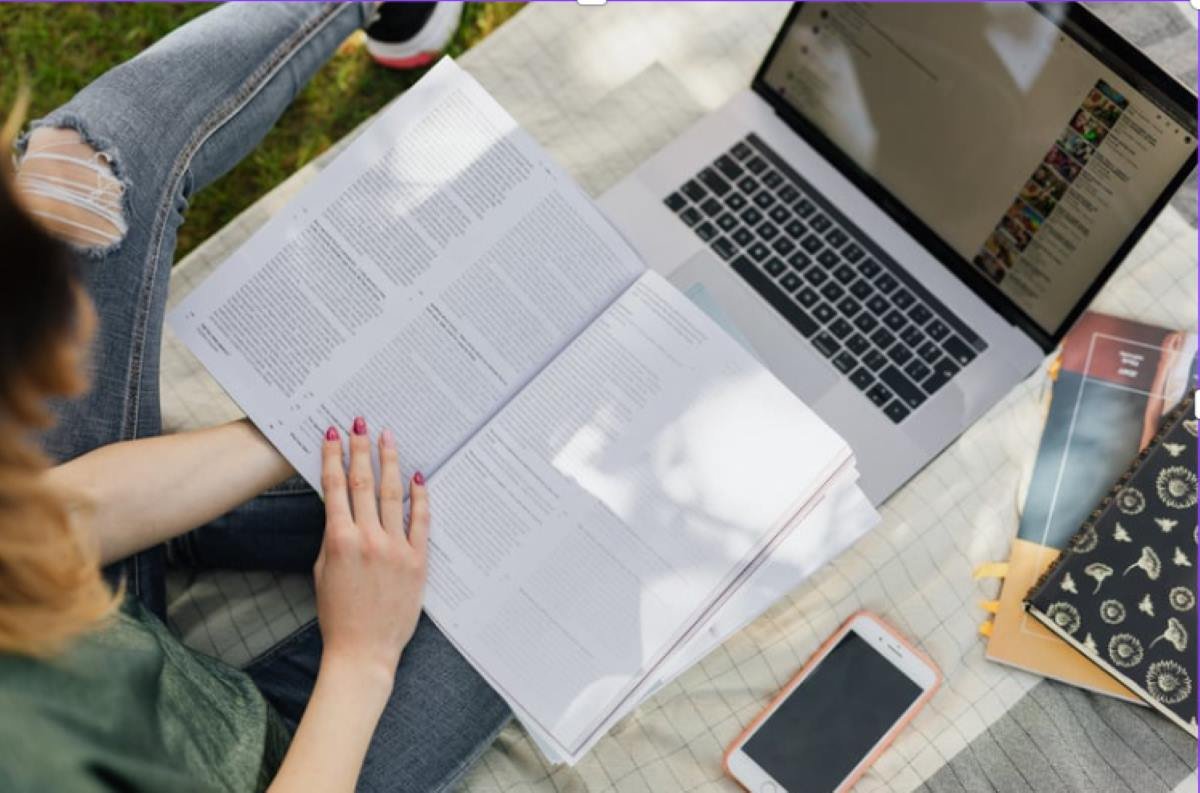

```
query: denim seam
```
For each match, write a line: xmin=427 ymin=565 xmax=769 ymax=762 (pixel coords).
xmin=243 ymin=617 xmax=319 ymax=672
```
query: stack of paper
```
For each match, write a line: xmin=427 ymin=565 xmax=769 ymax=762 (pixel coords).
xmin=169 ymin=59 xmax=877 ymax=765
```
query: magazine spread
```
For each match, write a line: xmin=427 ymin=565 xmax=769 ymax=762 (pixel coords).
xmin=169 ymin=59 xmax=858 ymax=762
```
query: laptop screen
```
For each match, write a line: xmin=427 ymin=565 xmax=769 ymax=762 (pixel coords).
xmin=760 ymin=3 xmax=1196 ymax=339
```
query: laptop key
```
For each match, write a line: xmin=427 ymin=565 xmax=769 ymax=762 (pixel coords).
xmin=826 ymin=228 xmax=849 ymax=249
xmin=740 ymin=207 xmax=764 ymax=226
xmin=779 ymin=271 xmax=803 ymax=292
xmin=875 ymin=272 xmax=898 ymax=294
xmin=943 ymin=335 xmax=977 ymax=367
xmin=880 ymin=365 xmax=926 ymax=410
xmin=715 ymin=154 xmax=743 ymax=180
xmin=922 ymin=356 xmax=959 ymax=393
xmin=846 ymin=333 xmax=870 ymax=355
xmin=726 ymin=193 xmax=748 ymax=211
xmin=809 ymin=213 xmax=832 ymax=233
xmin=853 ymin=313 xmax=879 ymax=334
xmin=883 ymin=310 xmax=907 ymax=332
xmin=892 ymin=288 xmax=915 ymax=310
xmin=926 ymin=319 xmax=949 ymax=341
xmin=745 ymin=155 xmax=767 ymax=174
xmin=817 ymin=249 xmax=841 ymax=269
xmin=772 ymin=237 xmax=796 ymax=256
xmin=699 ymin=167 xmax=731 ymax=196
xmin=832 ymin=351 xmax=857 ymax=374
xmin=804 ymin=267 xmax=828 ymax=287
xmin=811 ymin=332 xmax=839 ymax=358
xmin=765 ymin=257 xmax=788 ymax=278
xmin=908 ymin=303 xmax=933 ymax=326
xmin=737 ymin=176 xmax=759 ymax=195
xmin=716 ymin=213 xmax=738 ymax=232
xmin=866 ymin=383 xmax=893 ymax=407
xmin=788 ymin=251 xmax=812 ymax=272
xmin=700 ymin=197 xmax=724 ymax=217
xmin=829 ymin=318 xmax=854 ymax=340
xmin=866 ymin=295 xmax=891 ymax=315
xmin=849 ymin=279 xmax=873 ymax=300
xmin=730 ymin=256 xmax=818 ymax=338
xmin=812 ymin=302 xmax=836 ymax=324
xmin=769 ymin=205 xmax=791 ymax=225
xmin=785 ymin=220 xmax=806 ymax=238
xmin=680 ymin=206 xmax=702 ymax=226
xmin=711 ymin=237 xmax=736 ymax=261
xmin=833 ymin=264 xmax=856 ymax=284
xmin=762 ymin=170 xmax=783 ymax=190
xmin=884 ymin=401 xmax=910 ymax=424
xmin=859 ymin=258 xmax=881 ymax=279
xmin=795 ymin=198 xmax=816 ymax=218
xmin=664 ymin=192 xmax=686 ymax=211
xmin=900 ymin=324 xmax=923 ymax=348
xmin=870 ymin=327 xmax=896 ymax=350
xmin=917 ymin=340 xmax=941 ymax=364
xmin=732 ymin=227 xmax=754 ymax=247
xmin=904 ymin=359 xmax=931 ymax=384
xmin=820 ymin=282 xmax=845 ymax=302
xmin=758 ymin=222 xmax=780 ymax=241
xmin=778 ymin=184 xmax=800 ymax=204
xmin=887 ymin=344 xmax=914 ymax=366
xmin=695 ymin=222 xmax=717 ymax=242
xmin=843 ymin=243 xmax=865 ymax=263
xmin=863 ymin=349 xmax=888 ymax=371
xmin=795 ymin=287 xmax=819 ymax=308
xmin=850 ymin=367 xmax=874 ymax=391
xmin=753 ymin=191 xmax=776 ymax=210
xmin=731 ymin=141 xmax=753 ymax=160
xmin=801 ymin=235 xmax=824 ymax=254
xmin=748 ymin=242 xmax=770 ymax=262
xmin=682 ymin=180 xmax=706 ymax=202
xmin=837 ymin=297 xmax=862 ymax=318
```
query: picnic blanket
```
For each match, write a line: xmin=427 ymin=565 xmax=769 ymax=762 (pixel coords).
xmin=161 ymin=4 xmax=1198 ymax=791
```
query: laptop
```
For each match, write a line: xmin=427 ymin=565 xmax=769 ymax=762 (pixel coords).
xmin=599 ymin=2 xmax=1197 ymax=505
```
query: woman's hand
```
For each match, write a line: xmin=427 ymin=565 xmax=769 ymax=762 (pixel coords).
xmin=315 ymin=416 xmax=428 ymax=688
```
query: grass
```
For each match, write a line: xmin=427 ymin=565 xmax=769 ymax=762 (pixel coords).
xmin=0 ymin=3 xmax=523 ymax=260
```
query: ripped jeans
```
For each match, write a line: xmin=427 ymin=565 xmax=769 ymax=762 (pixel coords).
xmin=17 ymin=4 xmax=510 ymax=791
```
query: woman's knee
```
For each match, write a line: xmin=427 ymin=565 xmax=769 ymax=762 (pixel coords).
xmin=14 ymin=126 xmax=128 ymax=253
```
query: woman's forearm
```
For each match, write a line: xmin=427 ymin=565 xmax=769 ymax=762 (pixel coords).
xmin=267 ymin=656 xmax=392 ymax=793
xmin=46 ymin=419 xmax=294 ymax=564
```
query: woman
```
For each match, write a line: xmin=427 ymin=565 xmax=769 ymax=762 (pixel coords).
xmin=0 ymin=4 xmax=508 ymax=791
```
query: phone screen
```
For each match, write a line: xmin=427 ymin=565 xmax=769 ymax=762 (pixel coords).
xmin=742 ymin=631 xmax=923 ymax=792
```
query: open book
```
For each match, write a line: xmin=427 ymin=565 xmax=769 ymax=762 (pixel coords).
xmin=170 ymin=59 xmax=868 ymax=763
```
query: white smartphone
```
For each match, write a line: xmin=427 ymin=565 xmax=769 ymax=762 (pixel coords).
xmin=724 ymin=611 xmax=940 ymax=793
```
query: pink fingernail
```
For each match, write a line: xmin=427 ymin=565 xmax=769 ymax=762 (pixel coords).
xmin=325 ymin=426 xmax=339 ymax=441
xmin=381 ymin=428 xmax=395 ymax=448
xmin=352 ymin=416 xmax=366 ymax=436
xmin=413 ymin=471 xmax=425 ymax=486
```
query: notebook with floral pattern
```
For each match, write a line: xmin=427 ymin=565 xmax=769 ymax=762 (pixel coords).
xmin=1026 ymin=395 xmax=1197 ymax=737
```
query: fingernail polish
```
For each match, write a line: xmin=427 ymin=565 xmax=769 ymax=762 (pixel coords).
xmin=380 ymin=428 xmax=395 ymax=448
xmin=325 ymin=426 xmax=339 ymax=441
xmin=413 ymin=471 xmax=425 ymax=486
xmin=352 ymin=416 xmax=366 ymax=436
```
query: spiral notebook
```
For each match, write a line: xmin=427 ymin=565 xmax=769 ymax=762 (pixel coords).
xmin=1025 ymin=395 xmax=1197 ymax=737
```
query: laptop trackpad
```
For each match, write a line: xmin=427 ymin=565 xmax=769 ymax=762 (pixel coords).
xmin=668 ymin=251 xmax=840 ymax=401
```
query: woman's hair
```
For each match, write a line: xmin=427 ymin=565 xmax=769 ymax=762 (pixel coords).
xmin=0 ymin=93 xmax=119 ymax=656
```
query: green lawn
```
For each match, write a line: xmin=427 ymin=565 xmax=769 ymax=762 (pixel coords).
xmin=0 ymin=3 xmax=522 ymax=260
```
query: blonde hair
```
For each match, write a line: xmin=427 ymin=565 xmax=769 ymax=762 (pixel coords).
xmin=0 ymin=88 xmax=119 ymax=657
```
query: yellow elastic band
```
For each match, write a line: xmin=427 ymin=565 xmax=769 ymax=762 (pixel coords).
xmin=979 ymin=600 xmax=1000 ymax=614
xmin=979 ymin=620 xmax=994 ymax=638
xmin=973 ymin=562 xmax=1009 ymax=580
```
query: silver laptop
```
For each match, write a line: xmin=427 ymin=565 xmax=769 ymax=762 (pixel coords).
xmin=599 ymin=2 xmax=1197 ymax=505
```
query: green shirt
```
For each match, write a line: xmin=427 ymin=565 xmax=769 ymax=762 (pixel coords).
xmin=0 ymin=598 xmax=289 ymax=792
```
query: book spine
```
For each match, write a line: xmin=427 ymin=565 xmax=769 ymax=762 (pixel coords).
xmin=1024 ymin=393 xmax=1194 ymax=606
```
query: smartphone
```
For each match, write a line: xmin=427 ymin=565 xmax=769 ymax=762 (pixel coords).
xmin=724 ymin=611 xmax=940 ymax=793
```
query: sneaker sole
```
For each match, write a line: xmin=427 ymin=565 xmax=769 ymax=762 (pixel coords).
xmin=366 ymin=3 xmax=463 ymax=69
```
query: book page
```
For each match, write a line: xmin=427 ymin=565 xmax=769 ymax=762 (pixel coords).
xmin=169 ymin=59 xmax=644 ymax=487
xmin=422 ymin=271 xmax=850 ymax=759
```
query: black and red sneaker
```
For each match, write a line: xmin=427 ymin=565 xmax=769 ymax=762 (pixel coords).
xmin=365 ymin=3 xmax=463 ymax=70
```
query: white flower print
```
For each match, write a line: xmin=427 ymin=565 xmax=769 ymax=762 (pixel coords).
xmin=1084 ymin=563 xmax=1113 ymax=593
xmin=1113 ymin=523 xmax=1132 ymax=543
xmin=1116 ymin=487 xmax=1146 ymax=515
xmin=1157 ymin=466 xmax=1197 ymax=510
xmin=1123 ymin=546 xmax=1161 ymax=580
xmin=1099 ymin=599 xmax=1126 ymax=625
xmin=1060 ymin=572 xmax=1078 ymax=594
xmin=1169 ymin=586 xmax=1195 ymax=612
xmin=1138 ymin=593 xmax=1155 ymax=617
xmin=1108 ymin=633 xmax=1144 ymax=668
xmin=1046 ymin=602 xmax=1081 ymax=634
xmin=1149 ymin=617 xmax=1188 ymax=652
xmin=1146 ymin=660 xmax=1192 ymax=705
xmin=1156 ymin=518 xmax=1178 ymax=533
xmin=1172 ymin=547 xmax=1191 ymax=567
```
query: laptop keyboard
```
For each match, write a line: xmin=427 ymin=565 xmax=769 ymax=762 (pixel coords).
xmin=664 ymin=134 xmax=988 ymax=424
